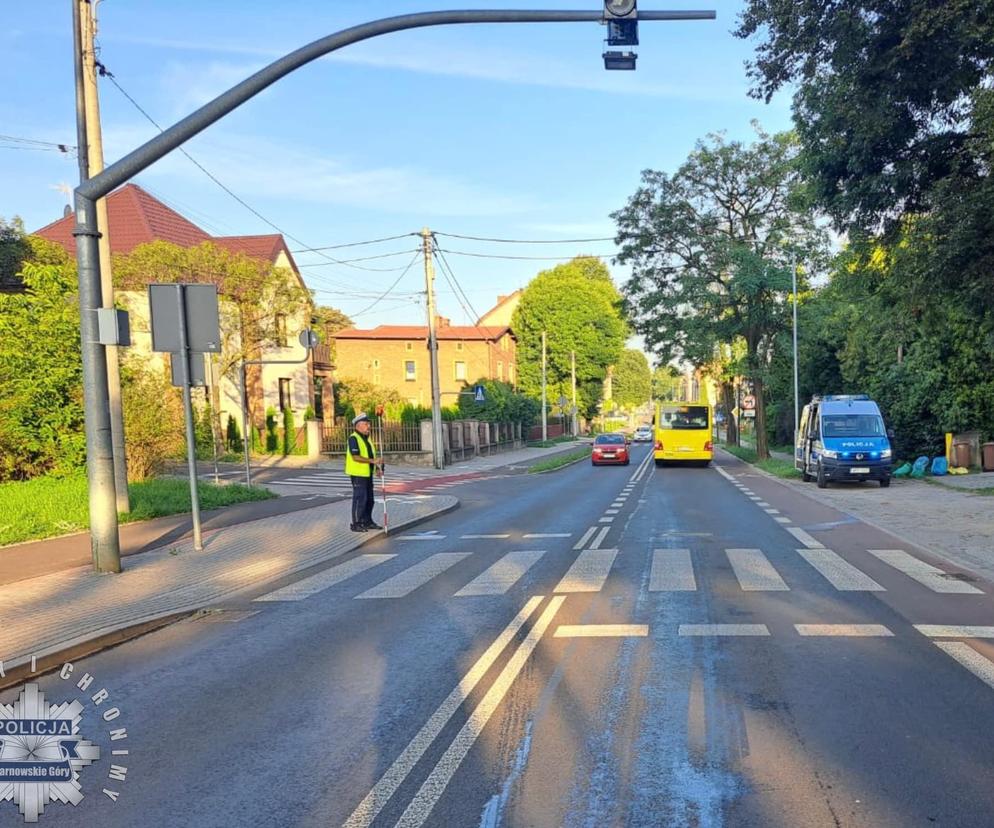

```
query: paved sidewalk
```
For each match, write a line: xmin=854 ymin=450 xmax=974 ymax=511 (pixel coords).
xmin=722 ymin=448 xmax=994 ymax=584
xmin=0 ymin=495 xmax=456 ymax=677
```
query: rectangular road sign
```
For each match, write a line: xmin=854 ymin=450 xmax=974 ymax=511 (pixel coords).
xmin=170 ymin=353 xmax=207 ymax=387
xmin=148 ymin=284 xmax=221 ymax=353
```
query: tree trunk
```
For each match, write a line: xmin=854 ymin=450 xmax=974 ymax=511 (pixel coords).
xmin=753 ymin=373 xmax=769 ymax=460
xmin=721 ymin=381 xmax=738 ymax=445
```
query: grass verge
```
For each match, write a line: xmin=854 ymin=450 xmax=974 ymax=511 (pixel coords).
xmin=527 ymin=448 xmax=591 ymax=473
xmin=720 ymin=442 xmax=801 ymax=479
xmin=0 ymin=475 xmax=276 ymax=546
xmin=526 ymin=435 xmax=577 ymax=448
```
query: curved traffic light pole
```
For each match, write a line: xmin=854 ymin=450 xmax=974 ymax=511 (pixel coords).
xmin=72 ymin=8 xmax=716 ymax=572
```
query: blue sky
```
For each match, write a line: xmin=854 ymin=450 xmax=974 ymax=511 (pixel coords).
xmin=3 ymin=1 xmax=793 ymax=333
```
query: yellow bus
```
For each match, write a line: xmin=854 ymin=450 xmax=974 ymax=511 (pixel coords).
xmin=654 ymin=401 xmax=714 ymax=467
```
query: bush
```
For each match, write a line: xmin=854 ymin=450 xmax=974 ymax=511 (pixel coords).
xmin=225 ymin=414 xmax=243 ymax=453
xmin=195 ymin=401 xmax=215 ymax=461
xmin=121 ymin=358 xmax=184 ymax=481
xmin=265 ymin=407 xmax=278 ymax=453
xmin=457 ymin=378 xmax=540 ymax=425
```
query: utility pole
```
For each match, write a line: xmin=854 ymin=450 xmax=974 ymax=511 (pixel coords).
xmin=571 ymin=349 xmax=578 ymax=436
xmin=72 ymin=0 xmax=120 ymax=573
xmin=422 ymin=228 xmax=444 ymax=469
xmin=80 ymin=0 xmax=130 ymax=513
xmin=792 ymin=255 xmax=800 ymax=442
xmin=541 ymin=331 xmax=548 ymax=442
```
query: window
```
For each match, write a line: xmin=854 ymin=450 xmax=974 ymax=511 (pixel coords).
xmin=275 ymin=313 xmax=287 ymax=347
xmin=405 ymin=360 xmax=417 ymax=381
xmin=372 ymin=359 xmax=380 ymax=369
xmin=501 ymin=335 xmax=509 ymax=352
xmin=658 ymin=405 xmax=709 ymax=430
xmin=405 ymin=342 xmax=413 ymax=352
xmin=278 ymin=378 xmax=292 ymax=411
xmin=454 ymin=361 xmax=466 ymax=381
xmin=497 ymin=361 xmax=503 ymax=381
xmin=456 ymin=342 xmax=464 ymax=352
xmin=508 ymin=364 xmax=515 ymax=384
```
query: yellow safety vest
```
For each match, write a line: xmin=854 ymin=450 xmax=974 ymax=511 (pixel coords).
xmin=345 ymin=430 xmax=375 ymax=477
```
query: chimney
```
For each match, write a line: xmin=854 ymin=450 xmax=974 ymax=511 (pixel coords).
xmin=436 ymin=315 xmax=450 ymax=329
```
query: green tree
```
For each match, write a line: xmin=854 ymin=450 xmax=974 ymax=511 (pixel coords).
xmin=121 ymin=357 xmax=184 ymax=481
xmin=611 ymin=349 xmax=652 ymax=408
xmin=114 ymin=240 xmax=311 ymax=443
xmin=0 ymin=262 xmax=86 ymax=480
xmin=651 ymin=364 xmax=681 ymax=401
xmin=612 ymin=128 xmax=828 ymax=459
xmin=511 ymin=257 xmax=627 ymax=420
xmin=457 ymin=378 xmax=540 ymax=425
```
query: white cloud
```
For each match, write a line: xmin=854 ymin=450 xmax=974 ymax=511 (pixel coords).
xmin=158 ymin=61 xmax=270 ymax=117
xmin=100 ymin=124 xmax=540 ymax=217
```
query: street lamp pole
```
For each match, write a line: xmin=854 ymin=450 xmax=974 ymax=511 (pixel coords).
xmin=72 ymin=8 xmax=716 ymax=571
xmin=792 ymin=255 xmax=799 ymax=441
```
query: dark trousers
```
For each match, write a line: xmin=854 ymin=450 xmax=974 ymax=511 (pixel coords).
xmin=350 ymin=474 xmax=374 ymax=526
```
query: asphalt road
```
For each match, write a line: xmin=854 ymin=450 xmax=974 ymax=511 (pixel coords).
xmin=6 ymin=445 xmax=994 ymax=827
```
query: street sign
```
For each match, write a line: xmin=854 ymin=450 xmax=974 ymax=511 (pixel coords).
xmin=170 ymin=353 xmax=207 ymax=387
xmin=474 ymin=384 xmax=486 ymax=403
xmin=298 ymin=329 xmax=319 ymax=349
xmin=558 ymin=395 xmax=568 ymax=408
xmin=742 ymin=394 xmax=756 ymax=411
xmin=148 ymin=284 xmax=221 ymax=353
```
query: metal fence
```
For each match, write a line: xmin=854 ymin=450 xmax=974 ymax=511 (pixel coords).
xmin=322 ymin=420 xmax=423 ymax=454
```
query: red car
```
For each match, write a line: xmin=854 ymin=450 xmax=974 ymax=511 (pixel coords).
xmin=591 ymin=433 xmax=630 ymax=466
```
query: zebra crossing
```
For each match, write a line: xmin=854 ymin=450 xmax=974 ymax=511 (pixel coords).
xmin=252 ymin=542 xmax=985 ymax=604
xmin=265 ymin=467 xmax=511 ymax=495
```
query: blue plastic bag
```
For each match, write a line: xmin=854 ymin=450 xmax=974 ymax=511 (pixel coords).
xmin=930 ymin=456 xmax=948 ymax=476
xmin=910 ymin=456 xmax=929 ymax=479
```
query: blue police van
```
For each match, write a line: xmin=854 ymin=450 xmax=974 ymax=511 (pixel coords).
xmin=795 ymin=395 xmax=894 ymax=488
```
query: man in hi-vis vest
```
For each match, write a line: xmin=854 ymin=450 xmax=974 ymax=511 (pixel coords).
xmin=346 ymin=412 xmax=384 ymax=532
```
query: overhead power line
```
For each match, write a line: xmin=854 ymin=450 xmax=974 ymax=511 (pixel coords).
xmin=435 ymin=247 xmax=610 ymax=262
xmin=434 ymin=230 xmax=616 ymax=244
xmin=0 ymin=134 xmax=76 ymax=154
xmin=291 ymin=233 xmax=417 ymax=253
xmin=298 ymin=248 xmax=422 ymax=267
xmin=349 ymin=251 xmax=422 ymax=319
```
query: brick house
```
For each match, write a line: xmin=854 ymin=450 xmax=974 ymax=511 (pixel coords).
xmin=333 ymin=319 xmax=517 ymax=408
xmin=33 ymin=183 xmax=334 ymax=431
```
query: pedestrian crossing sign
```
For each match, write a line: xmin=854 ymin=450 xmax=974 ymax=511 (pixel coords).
xmin=474 ymin=384 xmax=486 ymax=402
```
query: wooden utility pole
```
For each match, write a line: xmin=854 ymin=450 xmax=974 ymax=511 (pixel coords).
xmin=541 ymin=331 xmax=548 ymax=442
xmin=571 ymin=349 xmax=578 ymax=436
xmin=422 ymin=228 xmax=444 ymax=469
xmin=80 ymin=0 xmax=130 ymax=512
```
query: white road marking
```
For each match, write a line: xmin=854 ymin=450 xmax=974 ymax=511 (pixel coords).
xmin=914 ymin=625 xmax=994 ymax=638
xmin=715 ymin=467 xmax=735 ymax=481
xmin=799 ymin=549 xmax=885 ymax=591
xmin=598 ymin=517 xmax=614 ymax=524
xmin=253 ymin=555 xmax=394 ymax=602
xmin=454 ymin=551 xmax=545 ymax=597
xmin=573 ymin=527 xmax=596 ymax=550
xmin=355 ymin=553 xmax=470 ymax=599
xmin=395 ymin=596 xmax=566 ymax=828
xmin=757 ymin=501 xmax=771 ymax=507
xmin=764 ymin=508 xmax=780 ymax=514
xmin=650 ymin=549 xmax=696 ymax=591
xmin=460 ymin=534 xmax=510 ymax=539
xmin=748 ymin=496 xmax=762 ymax=501
xmin=611 ymin=501 xmax=623 ymax=507
xmin=606 ymin=509 xmax=619 ymax=515
xmin=775 ymin=517 xmax=792 ymax=524
xmin=795 ymin=624 xmax=893 ymax=637
xmin=554 ymin=624 xmax=648 ymax=638
xmin=786 ymin=527 xmax=825 ymax=549
xmin=726 ymin=548 xmax=789 ymax=591
xmin=396 ymin=534 xmax=447 ymax=542
xmin=660 ymin=531 xmax=713 ymax=538
xmin=869 ymin=550 xmax=985 ymax=594
xmin=589 ymin=526 xmax=610 ymax=550
xmin=523 ymin=533 xmax=571 ymax=539
xmin=342 ymin=596 xmax=544 ymax=828
xmin=934 ymin=642 xmax=994 ymax=690
xmin=555 ymin=549 xmax=618 ymax=593
xmin=679 ymin=624 xmax=770 ymax=636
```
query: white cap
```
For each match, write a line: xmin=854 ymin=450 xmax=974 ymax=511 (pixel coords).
xmin=351 ymin=412 xmax=370 ymax=426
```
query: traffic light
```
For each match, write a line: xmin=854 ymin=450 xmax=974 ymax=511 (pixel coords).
xmin=603 ymin=0 xmax=637 ymax=19
xmin=603 ymin=0 xmax=638 ymax=69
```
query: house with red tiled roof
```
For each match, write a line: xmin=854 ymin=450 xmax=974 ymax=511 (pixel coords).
xmin=333 ymin=318 xmax=516 ymax=406
xmin=33 ymin=184 xmax=333 ymax=435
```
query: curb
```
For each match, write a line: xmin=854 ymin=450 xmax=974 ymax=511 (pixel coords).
xmin=0 ymin=496 xmax=459 ymax=689
xmin=714 ymin=447 xmax=961 ymax=566
xmin=528 ymin=449 xmax=592 ymax=475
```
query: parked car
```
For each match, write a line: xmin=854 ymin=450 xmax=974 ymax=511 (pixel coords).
xmin=591 ymin=433 xmax=630 ymax=466
xmin=633 ymin=425 xmax=654 ymax=442
xmin=795 ymin=394 xmax=893 ymax=488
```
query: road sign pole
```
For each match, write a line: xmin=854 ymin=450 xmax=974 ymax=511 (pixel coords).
xmin=541 ymin=331 xmax=548 ymax=442
xmin=175 ymin=285 xmax=204 ymax=552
